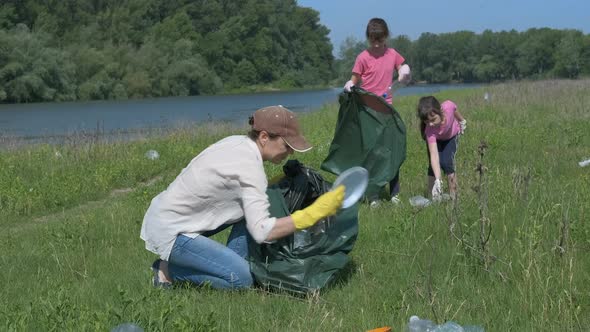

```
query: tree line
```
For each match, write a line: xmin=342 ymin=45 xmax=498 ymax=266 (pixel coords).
xmin=1 ymin=0 xmax=589 ymax=104
xmin=336 ymin=28 xmax=590 ymax=84
xmin=0 ymin=0 xmax=333 ymax=103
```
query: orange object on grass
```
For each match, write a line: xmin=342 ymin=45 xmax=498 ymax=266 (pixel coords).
xmin=366 ymin=327 xmax=392 ymax=332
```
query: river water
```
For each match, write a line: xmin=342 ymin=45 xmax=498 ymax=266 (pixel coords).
xmin=0 ymin=83 xmax=479 ymax=143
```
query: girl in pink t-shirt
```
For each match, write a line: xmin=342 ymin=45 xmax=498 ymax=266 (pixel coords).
xmin=417 ymin=96 xmax=467 ymax=201
xmin=342 ymin=18 xmax=411 ymax=207
xmin=344 ymin=18 xmax=411 ymax=104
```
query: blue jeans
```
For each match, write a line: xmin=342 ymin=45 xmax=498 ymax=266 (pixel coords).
xmin=167 ymin=221 xmax=253 ymax=289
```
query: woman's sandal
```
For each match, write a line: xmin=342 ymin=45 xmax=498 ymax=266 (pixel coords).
xmin=151 ymin=259 xmax=172 ymax=288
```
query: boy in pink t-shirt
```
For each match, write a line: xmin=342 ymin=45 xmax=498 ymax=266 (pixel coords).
xmin=417 ymin=96 xmax=467 ymax=201
xmin=343 ymin=18 xmax=411 ymax=207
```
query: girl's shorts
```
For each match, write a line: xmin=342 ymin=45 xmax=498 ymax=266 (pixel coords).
xmin=427 ymin=135 xmax=458 ymax=176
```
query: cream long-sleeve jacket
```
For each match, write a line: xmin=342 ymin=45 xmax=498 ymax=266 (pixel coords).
xmin=140 ymin=135 xmax=277 ymax=260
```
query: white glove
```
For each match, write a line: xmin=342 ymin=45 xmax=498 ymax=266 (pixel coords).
xmin=459 ymin=119 xmax=467 ymax=135
xmin=432 ymin=178 xmax=443 ymax=202
xmin=398 ymin=64 xmax=411 ymax=83
xmin=343 ymin=80 xmax=355 ymax=92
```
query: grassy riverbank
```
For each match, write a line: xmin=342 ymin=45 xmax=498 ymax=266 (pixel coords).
xmin=1 ymin=79 xmax=589 ymax=331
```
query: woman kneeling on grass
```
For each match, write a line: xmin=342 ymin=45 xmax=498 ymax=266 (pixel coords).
xmin=417 ymin=96 xmax=467 ymax=201
xmin=140 ymin=105 xmax=345 ymax=290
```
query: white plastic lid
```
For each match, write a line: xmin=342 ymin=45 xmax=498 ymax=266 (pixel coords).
xmin=331 ymin=166 xmax=369 ymax=209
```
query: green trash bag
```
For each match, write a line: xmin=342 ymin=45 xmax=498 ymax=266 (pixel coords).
xmin=321 ymin=88 xmax=407 ymax=200
xmin=247 ymin=160 xmax=359 ymax=294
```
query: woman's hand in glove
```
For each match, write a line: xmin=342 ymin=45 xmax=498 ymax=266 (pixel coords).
xmin=291 ymin=185 xmax=345 ymax=230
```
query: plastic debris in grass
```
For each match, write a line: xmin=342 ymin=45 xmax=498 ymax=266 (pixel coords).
xmin=409 ymin=194 xmax=452 ymax=208
xmin=409 ymin=195 xmax=431 ymax=208
xmin=579 ymin=158 xmax=590 ymax=167
xmin=110 ymin=323 xmax=144 ymax=332
xmin=405 ymin=315 xmax=484 ymax=332
xmin=145 ymin=149 xmax=160 ymax=160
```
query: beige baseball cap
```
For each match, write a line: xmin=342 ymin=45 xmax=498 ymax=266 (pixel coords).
xmin=251 ymin=105 xmax=312 ymax=152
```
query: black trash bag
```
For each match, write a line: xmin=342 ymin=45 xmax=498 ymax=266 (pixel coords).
xmin=247 ymin=160 xmax=359 ymax=294
xmin=321 ymin=88 xmax=407 ymax=200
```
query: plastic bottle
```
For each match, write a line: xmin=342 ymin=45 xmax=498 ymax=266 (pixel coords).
xmin=409 ymin=195 xmax=431 ymax=208
xmin=145 ymin=149 xmax=160 ymax=160
xmin=433 ymin=321 xmax=464 ymax=331
xmin=382 ymin=85 xmax=394 ymax=99
xmin=110 ymin=323 xmax=144 ymax=332
xmin=406 ymin=315 xmax=436 ymax=332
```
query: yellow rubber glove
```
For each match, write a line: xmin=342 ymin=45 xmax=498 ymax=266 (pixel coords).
xmin=291 ymin=185 xmax=345 ymax=230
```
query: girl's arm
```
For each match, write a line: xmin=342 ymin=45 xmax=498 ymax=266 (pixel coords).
xmin=428 ymin=141 xmax=442 ymax=180
xmin=428 ymin=141 xmax=444 ymax=200
xmin=397 ymin=64 xmax=411 ymax=84
xmin=350 ymin=73 xmax=361 ymax=85
xmin=454 ymin=110 xmax=467 ymax=134
xmin=344 ymin=73 xmax=361 ymax=92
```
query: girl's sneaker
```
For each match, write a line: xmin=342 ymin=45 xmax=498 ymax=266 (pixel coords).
xmin=369 ymin=200 xmax=380 ymax=208
xmin=390 ymin=195 xmax=401 ymax=205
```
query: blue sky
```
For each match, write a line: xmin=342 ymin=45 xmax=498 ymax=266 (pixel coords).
xmin=297 ymin=0 xmax=590 ymax=57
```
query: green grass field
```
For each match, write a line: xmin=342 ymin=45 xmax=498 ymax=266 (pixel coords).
xmin=1 ymin=79 xmax=589 ymax=331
